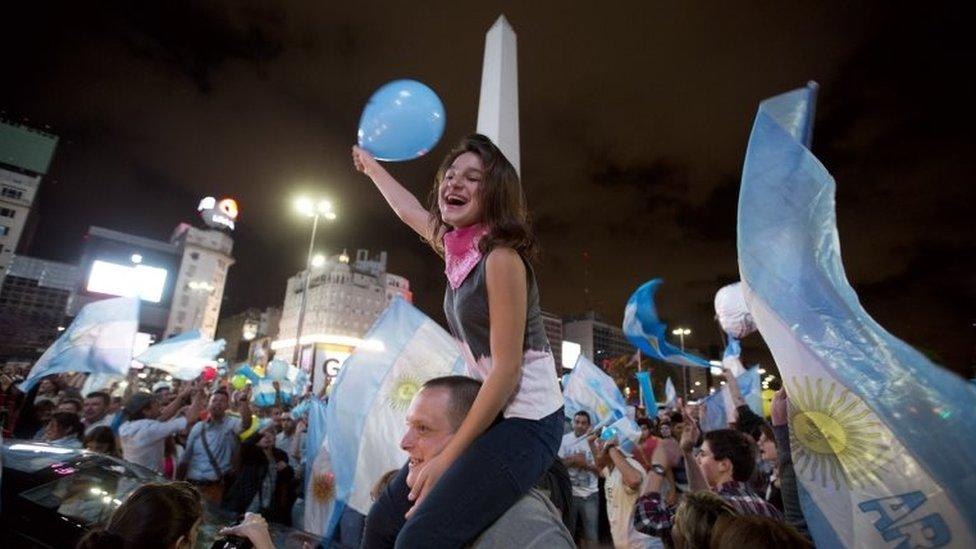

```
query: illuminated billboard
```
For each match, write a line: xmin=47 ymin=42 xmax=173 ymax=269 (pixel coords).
xmin=86 ymin=260 xmax=169 ymax=303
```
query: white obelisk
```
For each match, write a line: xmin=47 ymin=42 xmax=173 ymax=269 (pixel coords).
xmin=477 ymin=15 xmax=520 ymax=176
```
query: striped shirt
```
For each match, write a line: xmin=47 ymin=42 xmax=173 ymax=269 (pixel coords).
xmin=634 ymin=481 xmax=783 ymax=537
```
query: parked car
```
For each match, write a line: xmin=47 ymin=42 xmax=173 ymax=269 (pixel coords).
xmin=1 ymin=439 xmax=319 ymax=548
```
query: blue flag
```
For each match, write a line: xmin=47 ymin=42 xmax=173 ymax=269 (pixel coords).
xmin=20 ymin=297 xmax=139 ymax=392
xmin=739 ymin=82 xmax=976 ymax=547
xmin=635 ymin=371 xmax=655 ymax=412
xmin=623 ymin=279 xmax=711 ymax=368
xmin=323 ymin=297 xmax=466 ymax=526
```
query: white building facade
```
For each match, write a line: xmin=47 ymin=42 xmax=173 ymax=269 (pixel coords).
xmin=164 ymin=224 xmax=235 ymax=339
xmin=273 ymin=249 xmax=411 ymax=375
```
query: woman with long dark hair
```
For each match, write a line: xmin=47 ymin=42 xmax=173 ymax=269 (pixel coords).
xmin=353 ymin=135 xmax=564 ymax=547
xmin=76 ymin=482 xmax=203 ymax=549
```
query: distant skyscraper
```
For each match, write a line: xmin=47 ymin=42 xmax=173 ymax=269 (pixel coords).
xmin=0 ymin=255 xmax=78 ymax=361
xmin=0 ymin=120 xmax=58 ymax=273
xmin=563 ymin=312 xmax=636 ymax=363
xmin=541 ymin=310 xmax=563 ymax=367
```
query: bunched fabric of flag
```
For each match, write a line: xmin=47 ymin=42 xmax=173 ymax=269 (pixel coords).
xmin=135 ymin=329 xmax=225 ymax=380
xmin=623 ymin=278 xmax=711 ymax=368
xmin=563 ymin=356 xmax=641 ymax=452
xmin=563 ymin=355 xmax=628 ymax=425
xmin=322 ymin=298 xmax=466 ymax=539
xmin=699 ymin=366 xmax=763 ymax=433
xmin=20 ymin=297 xmax=140 ymax=392
xmin=738 ymin=82 xmax=976 ymax=548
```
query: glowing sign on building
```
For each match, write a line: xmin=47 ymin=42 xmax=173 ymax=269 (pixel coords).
xmin=198 ymin=197 xmax=239 ymax=230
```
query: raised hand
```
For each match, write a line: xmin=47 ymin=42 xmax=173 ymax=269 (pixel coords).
xmin=352 ymin=145 xmax=382 ymax=178
xmin=679 ymin=406 xmax=700 ymax=454
xmin=771 ymin=388 xmax=789 ymax=426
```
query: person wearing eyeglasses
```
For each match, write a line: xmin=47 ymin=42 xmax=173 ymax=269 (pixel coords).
xmin=632 ymin=407 xmax=782 ymax=542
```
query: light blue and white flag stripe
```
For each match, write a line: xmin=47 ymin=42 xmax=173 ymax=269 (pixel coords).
xmin=323 ymin=298 xmax=466 ymax=526
xmin=739 ymin=82 xmax=976 ymax=548
xmin=623 ymin=279 xmax=711 ymax=368
xmin=20 ymin=297 xmax=139 ymax=392
xmin=699 ymin=366 xmax=762 ymax=433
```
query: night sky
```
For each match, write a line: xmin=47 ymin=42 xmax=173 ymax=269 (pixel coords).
xmin=2 ymin=2 xmax=973 ymax=375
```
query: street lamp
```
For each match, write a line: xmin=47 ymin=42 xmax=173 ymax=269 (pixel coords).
xmin=672 ymin=327 xmax=692 ymax=400
xmin=293 ymin=197 xmax=337 ymax=369
xmin=671 ymin=327 xmax=691 ymax=350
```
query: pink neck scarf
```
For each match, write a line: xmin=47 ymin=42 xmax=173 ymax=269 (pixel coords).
xmin=443 ymin=224 xmax=489 ymax=290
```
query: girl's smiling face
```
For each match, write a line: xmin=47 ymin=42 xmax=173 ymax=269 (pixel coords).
xmin=438 ymin=152 xmax=484 ymax=228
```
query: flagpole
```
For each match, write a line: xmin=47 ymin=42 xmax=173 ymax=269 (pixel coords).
xmin=636 ymin=351 xmax=642 ymax=411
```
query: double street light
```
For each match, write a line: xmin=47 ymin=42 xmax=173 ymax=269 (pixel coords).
xmin=672 ymin=327 xmax=692 ymax=400
xmin=293 ymin=197 xmax=337 ymax=368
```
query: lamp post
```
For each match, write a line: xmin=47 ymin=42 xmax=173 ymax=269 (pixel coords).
xmin=293 ymin=197 xmax=336 ymax=369
xmin=672 ymin=327 xmax=692 ymax=400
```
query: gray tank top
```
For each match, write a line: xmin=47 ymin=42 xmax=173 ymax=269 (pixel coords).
xmin=443 ymin=255 xmax=564 ymax=420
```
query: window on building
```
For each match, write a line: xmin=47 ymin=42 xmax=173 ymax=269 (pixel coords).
xmin=0 ymin=225 xmax=9 ymax=236
xmin=1 ymin=186 xmax=24 ymax=200
xmin=0 ymin=207 xmax=16 ymax=218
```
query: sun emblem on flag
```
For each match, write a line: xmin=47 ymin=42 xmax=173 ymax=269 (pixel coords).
xmin=387 ymin=373 xmax=423 ymax=411
xmin=787 ymin=376 xmax=891 ymax=489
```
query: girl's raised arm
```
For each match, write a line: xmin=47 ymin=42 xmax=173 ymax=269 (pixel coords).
xmin=352 ymin=145 xmax=434 ymax=241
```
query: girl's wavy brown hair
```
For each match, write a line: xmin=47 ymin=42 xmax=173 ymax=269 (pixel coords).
xmin=426 ymin=134 xmax=537 ymax=261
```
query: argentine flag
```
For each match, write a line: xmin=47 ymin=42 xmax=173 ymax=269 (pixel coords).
xmin=324 ymin=298 xmax=466 ymax=522
xmin=20 ymin=297 xmax=139 ymax=392
xmin=699 ymin=366 xmax=763 ymax=433
xmin=739 ymin=82 xmax=976 ymax=548
xmin=563 ymin=355 xmax=628 ymax=425
xmin=664 ymin=377 xmax=677 ymax=411
xmin=623 ymin=279 xmax=711 ymax=368
xmin=135 ymin=329 xmax=225 ymax=380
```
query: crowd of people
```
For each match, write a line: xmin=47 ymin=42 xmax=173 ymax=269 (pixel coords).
xmin=0 ymin=133 xmax=832 ymax=548
xmin=1 ymin=362 xmax=309 ymax=547
xmin=554 ymin=368 xmax=812 ymax=549
xmin=2 ymin=361 xmax=817 ymax=549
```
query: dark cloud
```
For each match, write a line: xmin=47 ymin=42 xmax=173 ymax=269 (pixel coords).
xmin=2 ymin=1 xmax=972 ymax=373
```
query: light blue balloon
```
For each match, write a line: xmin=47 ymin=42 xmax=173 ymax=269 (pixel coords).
xmin=266 ymin=359 xmax=289 ymax=381
xmin=358 ymin=79 xmax=446 ymax=161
